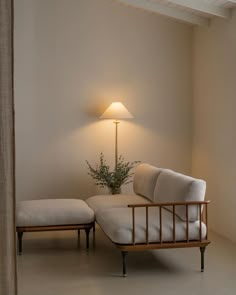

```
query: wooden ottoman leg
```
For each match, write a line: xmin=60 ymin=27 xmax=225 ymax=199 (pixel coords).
xmin=93 ymin=222 xmax=95 ymax=237
xmin=92 ymin=222 xmax=96 ymax=247
xmin=85 ymin=228 xmax=91 ymax=249
xmin=17 ymin=232 xmax=23 ymax=255
xmin=77 ymin=230 xmax=80 ymax=247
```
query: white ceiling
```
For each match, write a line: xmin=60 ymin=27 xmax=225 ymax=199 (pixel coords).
xmin=117 ymin=0 xmax=236 ymax=25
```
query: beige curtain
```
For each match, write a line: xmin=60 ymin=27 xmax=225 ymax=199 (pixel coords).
xmin=0 ymin=0 xmax=17 ymax=294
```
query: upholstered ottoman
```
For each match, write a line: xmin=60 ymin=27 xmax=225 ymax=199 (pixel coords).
xmin=16 ymin=199 xmax=95 ymax=254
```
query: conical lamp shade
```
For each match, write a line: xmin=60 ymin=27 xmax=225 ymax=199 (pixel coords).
xmin=100 ymin=102 xmax=133 ymax=119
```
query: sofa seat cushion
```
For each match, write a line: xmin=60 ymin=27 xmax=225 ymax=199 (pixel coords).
xmin=96 ymin=207 xmax=206 ymax=244
xmin=154 ymin=170 xmax=206 ymax=221
xmin=86 ymin=194 xmax=151 ymax=214
xmin=16 ymin=199 xmax=95 ymax=227
xmin=133 ymin=163 xmax=162 ymax=201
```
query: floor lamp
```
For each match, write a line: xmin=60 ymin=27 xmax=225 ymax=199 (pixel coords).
xmin=100 ymin=102 xmax=133 ymax=169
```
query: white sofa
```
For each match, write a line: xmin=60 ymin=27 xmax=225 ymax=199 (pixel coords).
xmin=86 ymin=163 xmax=210 ymax=276
xmin=87 ymin=163 xmax=161 ymax=213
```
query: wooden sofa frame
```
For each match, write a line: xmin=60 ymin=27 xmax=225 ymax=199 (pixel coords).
xmin=111 ymin=201 xmax=210 ymax=276
xmin=16 ymin=222 xmax=95 ymax=255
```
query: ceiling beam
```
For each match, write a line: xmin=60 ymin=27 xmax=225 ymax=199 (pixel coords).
xmin=117 ymin=0 xmax=209 ymax=26
xmin=165 ymin=0 xmax=230 ymax=18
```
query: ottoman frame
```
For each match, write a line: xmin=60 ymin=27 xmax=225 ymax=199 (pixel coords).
xmin=16 ymin=222 xmax=95 ymax=255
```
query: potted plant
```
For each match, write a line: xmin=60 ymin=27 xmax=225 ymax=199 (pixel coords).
xmin=86 ymin=153 xmax=139 ymax=194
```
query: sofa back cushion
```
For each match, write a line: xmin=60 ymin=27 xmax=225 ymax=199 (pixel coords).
xmin=133 ymin=163 xmax=162 ymax=202
xmin=153 ymin=169 xmax=206 ymax=221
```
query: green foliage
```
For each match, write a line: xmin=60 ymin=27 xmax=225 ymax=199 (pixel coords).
xmin=86 ymin=153 xmax=139 ymax=194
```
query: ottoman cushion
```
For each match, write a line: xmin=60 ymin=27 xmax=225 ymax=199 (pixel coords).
xmin=16 ymin=199 xmax=95 ymax=227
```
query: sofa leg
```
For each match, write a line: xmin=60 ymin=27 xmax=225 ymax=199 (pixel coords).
xmin=17 ymin=232 xmax=23 ymax=255
xmin=200 ymin=246 xmax=206 ymax=272
xmin=121 ymin=251 xmax=128 ymax=277
xmin=85 ymin=228 xmax=91 ymax=249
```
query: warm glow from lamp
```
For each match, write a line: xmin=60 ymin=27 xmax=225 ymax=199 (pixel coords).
xmin=100 ymin=102 xmax=133 ymax=120
xmin=100 ymin=102 xmax=134 ymax=169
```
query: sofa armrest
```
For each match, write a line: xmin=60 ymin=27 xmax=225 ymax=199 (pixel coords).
xmin=128 ymin=200 xmax=210 ymax=207
xmin=127 ymin=201 xmax=210 ymax=245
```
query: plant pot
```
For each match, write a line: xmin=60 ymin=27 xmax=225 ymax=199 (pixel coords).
xmin=109 ymin=187 xmax=121 ymax=195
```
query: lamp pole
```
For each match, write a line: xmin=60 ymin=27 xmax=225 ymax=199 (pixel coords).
xmin=100 ymin=102 xmax=133 ymax=170
xmin=114 ymin=120 xmax=120 ymax=170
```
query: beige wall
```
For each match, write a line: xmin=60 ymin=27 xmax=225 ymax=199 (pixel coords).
xmin=192 ymin=9 xmax=236 ymax=243
xmin=14 ymin=0 xmax=193 ymax=201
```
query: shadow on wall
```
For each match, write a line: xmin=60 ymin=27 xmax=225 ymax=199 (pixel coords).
xmin=84 ymin=99 xmax=109 ymax=118
xmin=29 ymin=171 xmax=101 ymax=201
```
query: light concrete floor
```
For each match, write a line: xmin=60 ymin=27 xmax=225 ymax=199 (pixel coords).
xmin=17 ymin=227 xmax=236 ymax=295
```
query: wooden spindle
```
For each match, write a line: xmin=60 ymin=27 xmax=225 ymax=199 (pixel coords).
xmin=173 ymin=205 xmax=176 ymax=242
xmin=146 ymin=207 xmax=149 ymax=244
xmin=186 ymin=204 xmax=189 ymax=242
xmin=132 ymin=207 xmax=135 ymax=245
xmin=199 ymin=204 xmax=202 ymax=242
xmin=159 ymin=206 xmax=162 ymax=243
xmin=205 ymin=204 xmax=208 ymax=240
